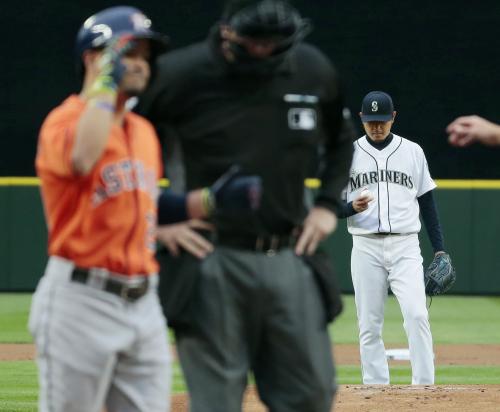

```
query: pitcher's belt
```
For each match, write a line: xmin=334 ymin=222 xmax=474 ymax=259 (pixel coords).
xmin=71 ymin=267 xmax=149 ymax=302
xmin=372 ymin=232 xmax=414 ymax=236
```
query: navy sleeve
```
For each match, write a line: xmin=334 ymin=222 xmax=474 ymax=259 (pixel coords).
xmin=336 ymin=201 xmax=357 ymax=219
xmin=418 ymin=190 xmax=445 ymax=253
xmin=157 ymin=190 xmax=188 ymax=225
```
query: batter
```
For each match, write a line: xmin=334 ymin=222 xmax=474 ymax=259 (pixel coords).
xmin=29 ymin=8 xmax=172 ymax=412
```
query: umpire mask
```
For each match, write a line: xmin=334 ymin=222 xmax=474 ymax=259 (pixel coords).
xmin=221 ymin=0 xmax=311 ymax=75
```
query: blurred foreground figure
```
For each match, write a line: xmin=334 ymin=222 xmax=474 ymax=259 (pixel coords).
xmin=137 ymin=0 xmax=354 ymax=410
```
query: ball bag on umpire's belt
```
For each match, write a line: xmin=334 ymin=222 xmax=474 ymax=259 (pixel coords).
xmin=303 ymin=250 xmax=343 ymax=323
xmin=156 ymin=246 xmax=201 ymax=330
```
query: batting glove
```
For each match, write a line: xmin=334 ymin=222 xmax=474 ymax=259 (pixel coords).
xmin=88 ymin=34 xmax=135 ymax=97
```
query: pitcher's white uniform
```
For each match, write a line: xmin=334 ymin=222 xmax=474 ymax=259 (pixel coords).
xmin=346 ymin=133 xmax=435 ymax=385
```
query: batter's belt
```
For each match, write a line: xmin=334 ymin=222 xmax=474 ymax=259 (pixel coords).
xmin=71 ymin=267 xmax=150 ymax=302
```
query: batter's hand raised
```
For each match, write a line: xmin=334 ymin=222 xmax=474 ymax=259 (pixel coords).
xmin=86 ymin=34 xmax=135 ymax=98
xmin=295 ymin=207 xmax=337 ymax=256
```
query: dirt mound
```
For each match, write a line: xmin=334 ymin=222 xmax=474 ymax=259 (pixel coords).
xmin=172 ymin=385 xmax=500 ymax=411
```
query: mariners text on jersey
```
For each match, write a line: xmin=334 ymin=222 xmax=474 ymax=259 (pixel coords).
xmin=349 ymin=169 xmax=414 ymax=192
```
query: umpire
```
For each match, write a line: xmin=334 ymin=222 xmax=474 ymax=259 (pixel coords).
xmin=137 ymin=0 xmax=353 ymax=410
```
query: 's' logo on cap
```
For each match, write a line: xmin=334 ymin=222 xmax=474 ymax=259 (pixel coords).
xmin=371 ymin=101 xmax=378 ymax=112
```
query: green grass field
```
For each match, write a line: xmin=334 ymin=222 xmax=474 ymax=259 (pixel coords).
xmin=1 ymin=293 xmax=499 ymax=410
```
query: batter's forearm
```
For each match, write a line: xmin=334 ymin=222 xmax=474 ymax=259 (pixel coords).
xmin=158 ymin=189 xmax=212 ymax=224
xmin=73 ymin=35 xmax=133 ymax=175
xmin=158 ymin=169 xmax=263 ymax=224
xmin=157 ymin=190 xmax=190 ymax=224
xmin=72 ymin=96 xmax=116 ymax=175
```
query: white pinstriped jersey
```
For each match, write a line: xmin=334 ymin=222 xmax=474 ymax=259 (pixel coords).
xmin=346 ymin=134 xmax=436 ymax=235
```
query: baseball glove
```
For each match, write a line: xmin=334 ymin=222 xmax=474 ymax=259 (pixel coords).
xmin=424 ymin=252 xmax=456 ymax=296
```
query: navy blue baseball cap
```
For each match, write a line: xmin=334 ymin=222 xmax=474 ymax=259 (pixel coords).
xmin=360 ymin=91 xmax=394 ymax=122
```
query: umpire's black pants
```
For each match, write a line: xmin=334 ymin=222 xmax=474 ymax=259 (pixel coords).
xmin=175 ymin=246 xmax=336 ymax=412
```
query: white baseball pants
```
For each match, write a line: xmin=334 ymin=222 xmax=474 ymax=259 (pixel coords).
xmin=351 ymin=234 xmax=434 ymax=385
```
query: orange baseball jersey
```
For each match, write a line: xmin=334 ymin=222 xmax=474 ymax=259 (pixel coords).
xmin=36 ymin=95 xmax=162 ymax=275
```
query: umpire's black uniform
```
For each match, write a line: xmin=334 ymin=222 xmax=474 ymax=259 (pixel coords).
xmin=138 ymin=20 xmax=353 ymax=412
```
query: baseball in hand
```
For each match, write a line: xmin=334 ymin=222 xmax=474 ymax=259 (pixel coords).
xmin=360 ymin=188 xmax=373 ymax=200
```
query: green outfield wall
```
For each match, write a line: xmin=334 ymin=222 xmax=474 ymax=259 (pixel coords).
xmin=1 ymin=179 xmax=499 ymax=294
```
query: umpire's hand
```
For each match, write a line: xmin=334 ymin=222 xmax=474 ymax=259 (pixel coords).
xmin=295 ymin=207 xmax=337 ymax=256
xmin=156 ymin=220 xmax=214 ymax=259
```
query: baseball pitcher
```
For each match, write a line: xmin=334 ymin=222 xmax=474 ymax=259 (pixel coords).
xmin=338 ymin=91 xmax=453 ymax=385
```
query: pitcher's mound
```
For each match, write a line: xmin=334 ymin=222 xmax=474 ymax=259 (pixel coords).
xmin=172 ymin=384 xmax=500 ymax=411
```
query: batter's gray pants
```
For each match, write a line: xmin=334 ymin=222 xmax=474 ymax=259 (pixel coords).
xmin=29 ymin=257 xmax=172 ymax=412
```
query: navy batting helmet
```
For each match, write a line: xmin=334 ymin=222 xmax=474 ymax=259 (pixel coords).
xmin=75 ymin=6 xmax=169 ymax=70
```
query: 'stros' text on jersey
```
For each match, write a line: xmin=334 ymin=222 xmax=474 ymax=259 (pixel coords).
xmin=92 ymin=159 xmax=159 ymax=207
